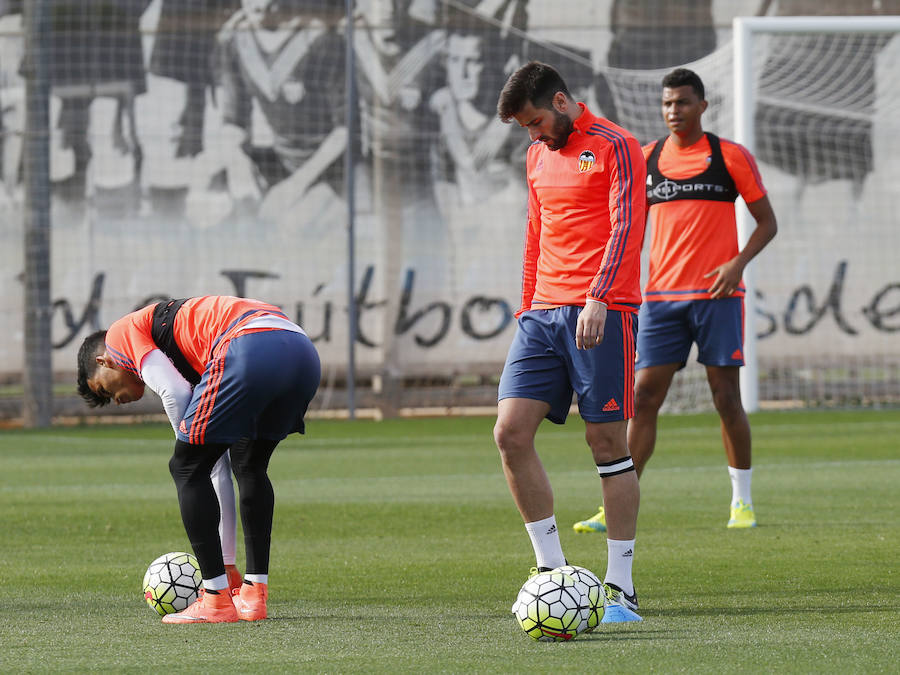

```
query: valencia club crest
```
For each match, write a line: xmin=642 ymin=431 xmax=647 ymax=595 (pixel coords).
xmin=578 ymin=150 xmax=595 ymax=172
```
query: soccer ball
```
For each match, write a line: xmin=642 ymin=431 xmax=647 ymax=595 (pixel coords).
xmin=512 ymin=571 xmax=587 ymax=641
xmin=142 ymin=552 xmax=202 ymax=616
xmin=554 ymin=564 xmax=604 ymax=632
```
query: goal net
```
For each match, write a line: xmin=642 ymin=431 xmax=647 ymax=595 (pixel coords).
xmin=736 ymin=16 xmax=900 ymax=410
xmin=601 ymin=16 xmax=900 ymax=412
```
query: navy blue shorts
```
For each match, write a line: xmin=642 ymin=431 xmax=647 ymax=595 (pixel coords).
xmin=635 ymin=298 xmax=744 ymax=371
xmin=178 ymin=330 xmax=321 ymax=445
xmin=498 ymin=306 xmax=637 ymax=424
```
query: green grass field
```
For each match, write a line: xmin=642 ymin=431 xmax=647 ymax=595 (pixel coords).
xmin=1 ymin=410 xmax=898 ymax=673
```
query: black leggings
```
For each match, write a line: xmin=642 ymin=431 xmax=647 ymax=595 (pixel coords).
xmin=169 ymin=437 xmax=279 ymax=580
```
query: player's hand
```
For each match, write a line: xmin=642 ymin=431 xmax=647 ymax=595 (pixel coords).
xmin=576 ymin=301 xmax=607 ymax=350
xmin=704 ymin=259 xmax=744 ymax=299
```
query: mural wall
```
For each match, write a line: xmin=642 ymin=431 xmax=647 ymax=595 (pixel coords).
xmin=1 ymin=0 xmax=898 ymax=391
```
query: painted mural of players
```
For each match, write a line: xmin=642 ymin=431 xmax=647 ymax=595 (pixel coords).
xmin=353 ymin=0 xmax=444 ymax=191
xmin=0 ymin=0 xmax=23 ymax=210
xmin=428 ymin=28 xmax=525 ymax=296
xmin=429 ymin=31 xmax=519 ymax=210
xmin=44 ymin=0 xmax=149 ymax=215
xmin=187 ymin=0 xmax=346 ymax=232
xmin=352 ymin=0 xmax=446 ymax=287
xmin=138 ymin=0 xmax=239 ymax=217
xmin=352 ymin=1 xmax=533 ymax=293
xmin=426 ymin=0 xmax=533 ymax=211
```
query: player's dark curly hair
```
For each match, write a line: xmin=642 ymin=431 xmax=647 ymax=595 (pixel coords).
xmin=662 ymin=68 xmax=705 ymax=101
xmin=76 ymin=330 xmax=110 ymax=408
xmin=497 ymin=61 xmax=572 ymax=123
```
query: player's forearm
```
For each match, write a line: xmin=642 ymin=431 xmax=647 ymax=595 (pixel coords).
xmin=737 ymin=196 xmax=778 ymax=268
xmin=140 ymin=350 xmax=193 ymax=433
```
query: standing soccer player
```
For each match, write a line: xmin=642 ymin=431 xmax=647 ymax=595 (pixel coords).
xmin=573 ymin=68 xmax=777 ymax=534
xmin=77 ymin=296 xmax=320 ymax=623
xmin=495 ymin=62 xmax=645 ymax=622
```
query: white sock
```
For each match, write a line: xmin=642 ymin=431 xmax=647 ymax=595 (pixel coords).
xmin=203 ymin=574 xmax=228 ymax=592
xmin=245 ymin=573 xmax=268 ymax=585
xmin=524 ymin=516 xmax=566 ymax=570
xmin=728 ymin=466 xmax=753 ymax=505
xmin=604 ymin=538 xmax=635 ymax=596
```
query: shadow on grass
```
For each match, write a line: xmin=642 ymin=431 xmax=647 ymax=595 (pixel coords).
xmin=576 ymin=628 xmax=671 ymax=642
xmin=644 ymin=603 xmax=894 ymax=617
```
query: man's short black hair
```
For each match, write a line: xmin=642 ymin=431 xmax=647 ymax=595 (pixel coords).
xmin=497 ymin=61 xmax=572 ymax=122
xmin=77 ymin=330 xmax=110 ymax=408
xmin=662 ymin=67 xmax=705 ymax=101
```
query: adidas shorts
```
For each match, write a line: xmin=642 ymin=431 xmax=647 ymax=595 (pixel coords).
xmin=498 ymin=306 xmax=637 ymax=424
xmin=635 ymin=297 xmax=745 ymax=370
xmin=177 ymin=329 xmax=321 ymax=445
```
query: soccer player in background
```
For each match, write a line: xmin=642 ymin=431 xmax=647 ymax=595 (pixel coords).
xmin=77 ymin=296 xmax=320 ymax=623
xmin=573 ymin=68 xmax=777 ymax=534
xmin=494 ymin=61 xmax=645 ymax=622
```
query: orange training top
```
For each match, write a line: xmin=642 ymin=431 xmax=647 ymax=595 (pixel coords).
xmin=518 ymin=103 xmax=646 ymax=317
xmin=642 ymin=134 xmax=766 ymax=301
xmin=104 ymin=296 xmax=287 ymax=377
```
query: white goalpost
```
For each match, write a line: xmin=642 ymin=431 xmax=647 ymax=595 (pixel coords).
xmin=733 ymin=15 xmax=900 ymax=412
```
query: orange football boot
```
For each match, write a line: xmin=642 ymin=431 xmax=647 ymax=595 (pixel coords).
xmin=232 ymin=581 xmax=268 ymax=621
xmin=161 ymin=589 xmax=239 ymax=624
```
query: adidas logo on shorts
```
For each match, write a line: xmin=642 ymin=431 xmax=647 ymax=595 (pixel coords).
xmin=602 ymin=399 xmax=620 ymax=412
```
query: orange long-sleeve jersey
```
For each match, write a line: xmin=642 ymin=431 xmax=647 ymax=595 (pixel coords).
xmin=518 ymin=103 xmax=646 ymax=317
xmin=104 ymin=296 xmax=288 ymax=377
xmin=643 ymin=134 xmax=767 ymax=301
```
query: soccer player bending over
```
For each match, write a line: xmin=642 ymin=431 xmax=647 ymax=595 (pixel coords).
xmin=494 ymin=61 xmax=645 ymax=622
xmin=77 ymin=296 xmax=320 ymax=623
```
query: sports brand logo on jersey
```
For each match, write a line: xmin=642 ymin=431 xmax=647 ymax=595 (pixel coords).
xmin=649 ymin=179 xmax=679 ymax=200
xmin=578 ymin=150 xmax=596 ymax=173
xmin=179 ymin=420 xmax=188 ymax=434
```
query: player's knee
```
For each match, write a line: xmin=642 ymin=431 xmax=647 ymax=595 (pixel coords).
xmin=493 ymin=420 xmax=529 ymax=460
xmin=229 ymin=438 xmax=277 ymax=480
xmin=634 ymin=383 xmax=666 ymax=413
xmin=169 ymin=440 xmax=226 ymax=488
xmin=492 ymin=419 xmax=515 ymax=450
xmin=710 ymin=385 xmax=743 ymax=418
xmin=585 ymin=420 xmax=628 ymax=463
xmin=231 ymin=458 xmax=265 ymax=484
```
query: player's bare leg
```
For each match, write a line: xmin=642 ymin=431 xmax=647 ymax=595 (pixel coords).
xmin=494 ymin=397 xmax=566 ymax=570
xmin=586 ymin=419 xmax=641 ymax=621
xmin=494 ymin=397 xmax=554 ymax=522
xmin=586 ymin=420 xmax=639 ymax=541
xmin=705 ymin=365 xmax=751 ymax=469
xmin=628 ymin=364 xmax=679 ymax=477
xmin=706 ymin=365 xmax=756 ymax=527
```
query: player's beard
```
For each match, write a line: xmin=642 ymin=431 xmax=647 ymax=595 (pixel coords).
xmin=543 ymin=110 xmax=575 ymax=151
